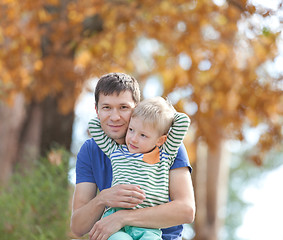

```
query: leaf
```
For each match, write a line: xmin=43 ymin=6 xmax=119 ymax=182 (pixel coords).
xmin=34 ymin=60 xmax=43 ymax=71
xmin=75 ymin=50 xmax=92 ymax=69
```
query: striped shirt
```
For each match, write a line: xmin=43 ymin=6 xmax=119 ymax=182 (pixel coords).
xmin=88 ymin=112 xmax=190 ymax=209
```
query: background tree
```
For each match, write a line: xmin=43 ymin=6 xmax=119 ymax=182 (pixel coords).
xmin=0 ymin=0 xmax=282 ymax=239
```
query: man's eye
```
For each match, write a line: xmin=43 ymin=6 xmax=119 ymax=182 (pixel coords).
xmin=103 ymin=106 xmax=110 ymax=110
xmin=121 ymin=105 xmax=129 ymax=110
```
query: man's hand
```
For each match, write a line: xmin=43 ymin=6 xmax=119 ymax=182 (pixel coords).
xmin=88 ymin=185 xmax=145 ymax=239
xmin=89 ymin=210 xmax=127 ymax=240
xmin=99 ymin=184 xmax=146 ymax=209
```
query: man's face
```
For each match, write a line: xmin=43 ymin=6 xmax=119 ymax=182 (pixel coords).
xmin=96 ymin=91 xmax=136 ymax=144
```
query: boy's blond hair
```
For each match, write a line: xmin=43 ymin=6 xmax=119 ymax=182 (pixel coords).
xmin=131 ymin=96 xmax=176 ymax=136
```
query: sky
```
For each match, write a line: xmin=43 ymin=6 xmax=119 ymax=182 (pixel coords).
xmin=237 ymin=165 xmax=283 ymax=240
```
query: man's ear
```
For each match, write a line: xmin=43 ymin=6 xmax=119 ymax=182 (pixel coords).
xmin=157 ymin=135 xmax=167 ymax=147
xmin=95 ymin=105 xmax=99 ymax=118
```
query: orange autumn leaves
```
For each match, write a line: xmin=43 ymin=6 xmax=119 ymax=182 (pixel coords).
xmin=0 ymin=0 xmax=282 ymax=162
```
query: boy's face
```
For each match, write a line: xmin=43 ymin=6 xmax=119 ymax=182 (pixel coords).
xmin=96 ymin=91 xmax=136 ymax=145
xmin=126 ymin=117 xmax=166 ymax=154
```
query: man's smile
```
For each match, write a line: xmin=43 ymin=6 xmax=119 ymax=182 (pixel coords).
xmin=108 ymin=123 xmax=124 ymax=130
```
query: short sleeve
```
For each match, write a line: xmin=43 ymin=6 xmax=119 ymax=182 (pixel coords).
xmin=170 ymin=143 xmax=192 ymax=173
xmin=76 ymin=140 xmax=96 ymax=184
xmin=75 ymin=138 xmax=113 ymax=191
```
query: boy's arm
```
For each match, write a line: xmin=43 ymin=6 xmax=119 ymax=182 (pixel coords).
xmin=88 ymin=117 xmax=118 ymax=157
xmin=163 ymin=112 xmax=190 ymax=158
xmin=89 ymin=167 xmax=195 ymax=240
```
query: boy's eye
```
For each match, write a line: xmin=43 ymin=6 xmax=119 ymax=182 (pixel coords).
xmin=128 ymin=128 xmax=133 ymax=132
xmin=102 ymin=106 xmax=110 ymax=110
xmin=141 ymin=134 xmax=147 ymax=138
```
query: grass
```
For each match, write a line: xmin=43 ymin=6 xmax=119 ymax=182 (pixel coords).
xmin=0 ymin=147 xmax=72 ymax=240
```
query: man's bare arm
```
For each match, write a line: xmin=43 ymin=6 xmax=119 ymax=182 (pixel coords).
xmin=70 ymin=182 xmax=103 ymax=237
xmin=70 ymin=182 xmax=146 ymax=237
xmin=89 ymin=167 xmax=196 ymax=240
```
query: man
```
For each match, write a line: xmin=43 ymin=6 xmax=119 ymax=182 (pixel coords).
xmin=70 ymin=73 xmax=195 ymax=240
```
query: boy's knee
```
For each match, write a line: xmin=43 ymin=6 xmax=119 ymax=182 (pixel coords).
xmin=108 ymin=231 xmax=133 ymax=240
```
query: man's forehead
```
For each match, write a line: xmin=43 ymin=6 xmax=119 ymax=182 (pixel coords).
xmin=100 ymin=90 xmax=131 ymax=97
xmin=99 ymin=91 xmax=135 ymax=105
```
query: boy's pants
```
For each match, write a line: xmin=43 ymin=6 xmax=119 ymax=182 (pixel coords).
xmin=103 ymin=208 xmax=162 ymax=240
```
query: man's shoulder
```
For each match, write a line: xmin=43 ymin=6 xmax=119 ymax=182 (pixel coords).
xmin=78 ymin=138 xmax=107 ymax=162
xmin=76 ymin=138 xmax=112 ymax=188
xmin=80 ymin=138 xmax=102 ymax=152
xmin=82 ymin=137 xmax=100 ymax=147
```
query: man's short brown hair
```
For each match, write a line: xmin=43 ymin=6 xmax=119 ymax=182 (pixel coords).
xmin=95 ymin=73 xmax=141 ymax=108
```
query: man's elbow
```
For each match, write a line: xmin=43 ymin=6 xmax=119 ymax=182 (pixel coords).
xmin=183 ymin=203 xmax=196 ymax=224
xmin=70 ymin=218 xmax=85 ymax=238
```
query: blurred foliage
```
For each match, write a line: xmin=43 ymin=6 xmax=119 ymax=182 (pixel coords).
xmin=223 ymin=145 xmax=283 ymax=240
xmin=0 ymin=147 xmax=71 ymax=240
xmin=1 ymin=0 xmax=282 ymax=163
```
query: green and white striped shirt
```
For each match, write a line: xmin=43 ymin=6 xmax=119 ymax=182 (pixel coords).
xmin=88 ymin=112 xmax=190 ymax=209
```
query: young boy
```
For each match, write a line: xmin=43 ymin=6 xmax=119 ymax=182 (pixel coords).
xmin=88 ymin=96 xmax=190 ymax=240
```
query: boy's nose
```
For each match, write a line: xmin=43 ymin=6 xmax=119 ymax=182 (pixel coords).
xmin=131 ymin=134 xmax=138 ymax=143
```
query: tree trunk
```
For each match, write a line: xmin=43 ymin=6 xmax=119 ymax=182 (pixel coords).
xmin=194 ymin=140 xmax=230 ymax=240
xmin=194 ymin=140 xmax=208 ymax=240
xmin=40 ymin=96 xmax=74 ymax=155
xmin=16 ymin=101 xmax=43 ymax=170
xmin=0 ymin=94 xmax=26 ymax=185
xmin=0 ymin=95 xmax=74 ymax=185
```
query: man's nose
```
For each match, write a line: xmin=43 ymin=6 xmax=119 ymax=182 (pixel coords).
xmin=110 ymin=108 xmax=120 ymax=121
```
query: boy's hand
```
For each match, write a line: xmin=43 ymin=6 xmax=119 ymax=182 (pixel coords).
xmin=99 ymin=184 xmax=146 ymax=209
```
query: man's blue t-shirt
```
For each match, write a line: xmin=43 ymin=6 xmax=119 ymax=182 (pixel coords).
xmin=76 ymin=138 xmax=192 ymax=240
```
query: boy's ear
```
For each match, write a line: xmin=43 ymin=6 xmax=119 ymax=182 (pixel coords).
xmin=157 ymin=135 xmax=167 ymax=147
